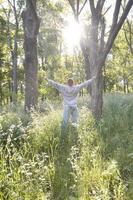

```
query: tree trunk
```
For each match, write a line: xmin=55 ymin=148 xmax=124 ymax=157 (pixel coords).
xmin=127 ymin=81 xmax=129 ymax=93
xmin=0 ymin=81 xmax=2 ymax=106
xmin=103 ymin=65 xmax=106 ymax=92
xmin=12 ymin=0 xmax=19 ymax=104
xmin=4 ymin=1 xmax=19 ymax=105
xmin=22 ymin=0 xmax=40 ymax=111
xmin=8 ymin=79 xmax=12 ymax=103
xmin=123 ymin=78 xmax=126 ymax=93
xmin=89 ymin=16 xmax=103 ymax=119
xmin=6 ymin=10 xmax=18 ymax=104
xmin=80 ymin=39 xmax=92 ymax=93
xmin=91 ymin=70 xmax=103 ymax=119
xmin=12 ymin=35 xmax=18 ymax=104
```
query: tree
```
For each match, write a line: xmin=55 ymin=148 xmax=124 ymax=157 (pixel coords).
xmin=38 ymin=1 xmax=63 ymax=74
xmin=105 ymin=28 xmax=133 ymax=93
xmin=1 ymin=0 xmax=24 ymax=104
xmin=123 ymin=19 xmax=133 ymax=55
xmin=0 ymin=15 xmax=6 ymax=105
xmin=67 ymin=0 xmax=133 ymax=119
xmin=0 ymin=9 xmax=13 ymax=105
xmin=22 ymin=0 xmax=40 ymax=111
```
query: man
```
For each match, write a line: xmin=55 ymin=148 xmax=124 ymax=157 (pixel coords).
xmin=47 ymin=76 xmax=95 ymax=127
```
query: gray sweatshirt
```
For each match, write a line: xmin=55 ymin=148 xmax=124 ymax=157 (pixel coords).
xmin=48 ymin=78 xmax=94 ymax=107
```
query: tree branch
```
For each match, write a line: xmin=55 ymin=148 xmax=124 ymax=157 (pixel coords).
xmin=1 ymin=5 xmax=9 ymax=19
xmin=89 ymin=0 xmax=96 ymax=17
xmin=101 ymin=0 xmax=133 ymax=67
xmin=18 ymin=2 xmax=24 ymax=21
xmin=67 ymin=0 xmax=76 ymax=15
xmin=77 ymin=0 xmax=79 ymax=15
xmin=67 ymin=0 xmax=87 ymax=20
xmin=110 ymin=0 xmax=122 ymax=31
xmin=78 ymin=0 xmax=87 ymax=15
xmin=96 ymin=0 xmax=106 ymax=15
xmin=7 ymin=0 xmax=14 ymax=8
xmin=102 ymin=5 xmax=111 ymax=16
xmin=99 ymin=17 xmax=105 ymax=54
xmin=12 ymin=0 xmax=19 ymax=28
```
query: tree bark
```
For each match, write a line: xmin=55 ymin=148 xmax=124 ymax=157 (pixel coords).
xmin=78 ymin=39 xmax=92 ymax=93
xmin=0 ymin=80 xmax=2 ymax=106
xmin=89 ymin=15 xmax=104 ymax=119
xmin=22 ymin=0 xmax=40 ymax=111
xmin=12 ymin=33 xmax=18 ymax=104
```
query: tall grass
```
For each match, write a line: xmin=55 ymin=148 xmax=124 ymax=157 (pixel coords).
xmin=0 ymin=94 xmax=133 ymax=199
xmin=100 ymin=94 xmax=133 ymax=199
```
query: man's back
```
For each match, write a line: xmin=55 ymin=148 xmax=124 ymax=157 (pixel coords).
xmin=60 ymin=85 xmax=79 ymax=107
xmin=47 ymin=77 xmax=95 ymax=106
xmin=47 ymin=77 xmax=95 ymax=125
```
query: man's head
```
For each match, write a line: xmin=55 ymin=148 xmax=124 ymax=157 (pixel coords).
xmin=67 ymin=78 xmax=74 ymax=87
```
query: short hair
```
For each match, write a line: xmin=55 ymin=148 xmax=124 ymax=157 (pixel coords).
xmin=68 ymin=78 xmax=74 ymax=84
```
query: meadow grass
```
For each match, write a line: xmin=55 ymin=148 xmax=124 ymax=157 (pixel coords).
xmin=0 ymin=94 xmax=133 ymax=199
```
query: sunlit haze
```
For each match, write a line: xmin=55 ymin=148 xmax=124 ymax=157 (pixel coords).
xmin=62 ymin=16 xmax=82 ymax=54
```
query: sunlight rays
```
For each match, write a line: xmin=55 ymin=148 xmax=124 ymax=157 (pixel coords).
xmin=62 ymin=16 xmax=82 ymax=54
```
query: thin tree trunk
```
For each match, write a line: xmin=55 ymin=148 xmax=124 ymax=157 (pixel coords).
xmin=5 ymin=0 xmax=19 ymax=105
xmin=80 ymin=32 xmax=92 ymax=94
xmin=6 ymin=10 xmax=17 ymax=104
xmin=127 ymin=81 xmax=129 ymax=93
xmin=12 ymin=0 xmax=19 ymax=104
xmin=8 ymin=79 xmax=12 ymax=103
xmin=103 ymin=64 xmax=106 ymax=92
xmin=123 ymin=78 xmax=126 ymax=93
xmin=12 ymin=35 xmax=18 ymax=104
xmin=41 ymin=56 xmax=44 ymax=69
xmin=22 ymin=0 xmax=40 ymax=111
xmin=0 ymin=81 xmax=2 ymax=106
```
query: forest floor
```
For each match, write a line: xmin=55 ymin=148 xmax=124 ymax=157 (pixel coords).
xmin=0 ymin=94 xmax=133 ymax=200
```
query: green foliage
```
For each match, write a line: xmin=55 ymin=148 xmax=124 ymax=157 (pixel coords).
xmin=0 ymin=94 xmax=133 ymax=199
xmin=105 ymin=27 xmax=133 ymax=93
xmin=29 ymin=111 xmax=62 ymax=155
xmin=0 ymin=2 xmax=25 ymax=105
xmin=0 ymin=111 xmax=29 ymax=148
xmin=100 ymin=94 xmax=133 ymax=199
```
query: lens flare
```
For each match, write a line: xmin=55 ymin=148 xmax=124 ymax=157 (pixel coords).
xmin=62 ymin=16 xmax=82 ymax=54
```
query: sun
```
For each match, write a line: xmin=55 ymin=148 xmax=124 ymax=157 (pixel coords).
xmin=62 ymin=16 xmax=82 ymax=54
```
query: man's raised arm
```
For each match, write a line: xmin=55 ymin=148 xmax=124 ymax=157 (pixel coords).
xmin=47 ymin=78 xmax=64 ymax=92
xmin=77 ymin=76 xmax=96 ymax=91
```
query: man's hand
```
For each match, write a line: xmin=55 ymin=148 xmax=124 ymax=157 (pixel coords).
xmin=91 ymin=75 xmax=96 ymax=80
xmin=45 ymin=77 xmax=48 ymax=81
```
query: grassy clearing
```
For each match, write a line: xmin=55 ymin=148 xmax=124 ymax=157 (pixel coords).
xmin=0 ymin=94 xmax=133 ymax=199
